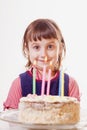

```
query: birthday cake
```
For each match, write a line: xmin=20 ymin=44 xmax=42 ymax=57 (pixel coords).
xmin=18 ymin=95 xmax=80 ymax=124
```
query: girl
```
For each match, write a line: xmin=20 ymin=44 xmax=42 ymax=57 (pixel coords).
xmin=3 ymin=18 xmax=80 ymax=109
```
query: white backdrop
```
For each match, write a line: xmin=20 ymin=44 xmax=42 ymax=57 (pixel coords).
xmin=0 ymin=0 xmax=87 ymax=111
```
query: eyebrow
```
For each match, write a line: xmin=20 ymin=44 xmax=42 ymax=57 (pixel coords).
xmin=46 ymin=41 xmax=57 ymax=45
xmin=32 ymin=40 xmax=56 ymax=44
xmin=31 ymin=42 xmax=40 ymax=46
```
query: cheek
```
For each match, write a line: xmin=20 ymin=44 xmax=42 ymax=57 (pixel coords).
xmin=29 ymin=51 xmax=36 ymax=63
xmin=49 ymin=50 xmax=58 ymax=59
xmin=48 ymin=49 xmax=59 ymax=63
xmin=52 ymin=54 xmax=58 ymax=63
xmin=29 ymin=51 xmax=39 ymax=64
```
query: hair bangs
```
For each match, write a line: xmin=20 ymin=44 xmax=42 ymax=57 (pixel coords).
xmin=29 ymin=21 xmax=58 ymax=41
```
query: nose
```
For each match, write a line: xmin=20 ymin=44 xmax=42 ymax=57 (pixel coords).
xmin=40 ymin=48 xmax=47 ymax=58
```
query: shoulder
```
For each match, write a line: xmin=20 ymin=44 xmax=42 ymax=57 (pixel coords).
xmin=11 ymin=77 xmax=20 ymax=86
xmin=9 ymin=76 xmax=22 ymax=98
xmin=64 ymin=72 xmax=79 ymax=87
xmin=11 ymin=70 xmax=31 ymax=89
xmin=10 ymin=76 xmax=21 ymax=92
xmin=68 ymin=75 xmax=79 ymax=88
xmin=68 ymin=75 xmax=80 ymax=101
xmin=19 ymin=71 xmax=32 ymax=78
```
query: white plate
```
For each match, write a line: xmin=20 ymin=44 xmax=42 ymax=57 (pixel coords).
xmin=0 ymin=109 xmax=87 ymax=130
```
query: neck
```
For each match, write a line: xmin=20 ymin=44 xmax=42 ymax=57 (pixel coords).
xmin=37 ymin=69 xmax=57 ymax=80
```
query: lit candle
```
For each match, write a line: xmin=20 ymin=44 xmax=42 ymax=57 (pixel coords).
xmin=47 ymin=61 xmax=52 ymax=95
xmin=41 ymin=56 xmax=47 ymax=95
xmin=33 ymin=60 xmax=36 ymax=94
xmin=58 ymin=70 xmax=62 ymax=96
xmin=61 ymin=71 xmax=64 ymax=96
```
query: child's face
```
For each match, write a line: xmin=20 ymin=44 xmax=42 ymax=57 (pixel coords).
xmin=28 ymin=38 xmax=60 ymax=70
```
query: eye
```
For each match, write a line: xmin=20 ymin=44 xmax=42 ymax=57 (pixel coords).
xmin=33 ymin=45 xmax=40 ymax=50
xmin=47 ymin=44 xmax=54 ymax=50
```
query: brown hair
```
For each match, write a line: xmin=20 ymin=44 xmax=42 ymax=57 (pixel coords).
xmin=22 ymin=18 xmax=66 ymax=70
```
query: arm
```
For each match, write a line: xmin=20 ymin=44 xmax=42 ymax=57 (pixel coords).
xmin=3 ymin=77 xmax=22 ymax=110
xmin=69 ymin=76 xmax=80 ymax=101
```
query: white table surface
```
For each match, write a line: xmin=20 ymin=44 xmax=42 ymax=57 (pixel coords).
xmin=0 ymin=120 xmax=29 ymax=130
xmin=0 ymin=120 xmax=87 ymax=130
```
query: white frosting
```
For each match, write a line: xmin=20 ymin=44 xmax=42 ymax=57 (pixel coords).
xmin=20 ymin=95 xmax=78 ymax=103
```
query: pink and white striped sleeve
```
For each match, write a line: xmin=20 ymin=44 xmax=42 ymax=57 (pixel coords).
xmin=69 ymin=76 xmax=80 ymax=101
xmin=3 ymin=77 xmax=22 ymax=110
